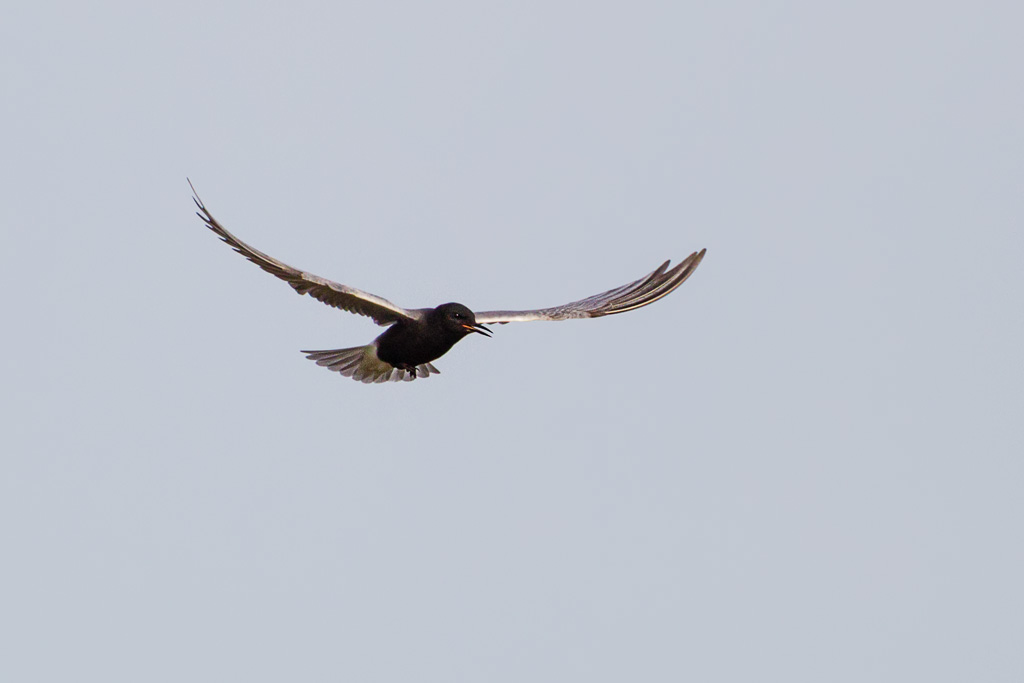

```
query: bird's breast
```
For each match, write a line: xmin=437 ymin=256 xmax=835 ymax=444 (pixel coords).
xmin=375 ymin=322 xmax=463 ymax=367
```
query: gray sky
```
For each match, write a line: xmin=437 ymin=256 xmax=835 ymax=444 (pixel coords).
xmin=3 ymin=1 xmax=1022 ymax=681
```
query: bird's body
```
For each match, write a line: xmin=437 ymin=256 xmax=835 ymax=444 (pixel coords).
xmin=301 ymin=303 xmax=489 ymax=382
xmin=375 ymin=304 xmax=485 ymax=369
xmin=376 ymin=316 xmax=456 ymax=370
xmin=191 ymin=181 xmax=706 ymax=383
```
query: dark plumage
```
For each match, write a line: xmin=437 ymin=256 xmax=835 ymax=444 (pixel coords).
xmin=191 ymin=181 xmax=706 ymax=383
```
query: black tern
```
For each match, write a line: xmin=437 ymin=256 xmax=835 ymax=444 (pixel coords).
xmin=192 ymin=183 xmax=706 ymax=383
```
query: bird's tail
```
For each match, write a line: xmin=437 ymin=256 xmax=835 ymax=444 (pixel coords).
xmin=300 ymin=344 xmax=440 ymax=383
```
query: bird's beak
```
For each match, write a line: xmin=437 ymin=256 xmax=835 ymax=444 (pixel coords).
xmin=462 ymin=323 xmax=492 ymax=337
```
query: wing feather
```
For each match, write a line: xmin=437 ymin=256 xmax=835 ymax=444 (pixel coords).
xmin=191 ymin=181 xmax=417 ymax=326
xmin=474 ymin=249 xmax=706 ymax=324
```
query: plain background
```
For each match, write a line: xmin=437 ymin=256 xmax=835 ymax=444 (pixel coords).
xmin=3 ymin=1 xmax=1022 ymax=681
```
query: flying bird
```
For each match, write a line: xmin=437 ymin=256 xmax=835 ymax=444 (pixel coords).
xmin=191 ymin=182 xmax=706 ymax=383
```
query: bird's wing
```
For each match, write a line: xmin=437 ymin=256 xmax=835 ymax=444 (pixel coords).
xmin=192 ymin=182 xmax=419 ymax=326
xmin=474 ymin=249 xmax=706 ymax=324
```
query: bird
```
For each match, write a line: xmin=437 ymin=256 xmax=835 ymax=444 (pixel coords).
xmin=191 ymin=181 xmax=706 ymax=383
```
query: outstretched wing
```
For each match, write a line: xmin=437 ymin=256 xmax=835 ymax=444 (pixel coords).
xmin=474 ymin=249 xmax=706 ymax=324
xmin=191 ymin=181 xmax=418 ymax=326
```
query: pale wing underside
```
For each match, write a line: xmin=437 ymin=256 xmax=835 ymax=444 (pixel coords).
xmin=474 ymin=249 xmax=706 ymax=324
xmin=192 ymin=182 xmax=417 ymax=326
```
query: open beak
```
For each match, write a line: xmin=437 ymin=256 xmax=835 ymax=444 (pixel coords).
xmin=462 ymin=323 xmax=492 ymax=337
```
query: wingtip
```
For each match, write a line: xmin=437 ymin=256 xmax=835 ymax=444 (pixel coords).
xmin=677 ymin=248 xmax=707 ymax=269
xmin=188 ymin=178 xmax=208 ymax=213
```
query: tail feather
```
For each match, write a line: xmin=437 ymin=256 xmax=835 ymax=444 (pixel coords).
xmin=300 ymin=345 xmax=440 ymax=383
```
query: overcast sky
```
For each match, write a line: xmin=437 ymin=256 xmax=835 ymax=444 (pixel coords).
xmin=3 ymin=1 xmax=1023 ymax=681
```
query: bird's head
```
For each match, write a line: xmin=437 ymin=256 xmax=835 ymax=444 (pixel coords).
xmin=435 ymin=303 xmax=492 ymax=337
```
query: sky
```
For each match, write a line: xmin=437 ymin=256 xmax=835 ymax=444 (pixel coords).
xmin=2 ymin=1 xmax=1023 ymax=681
